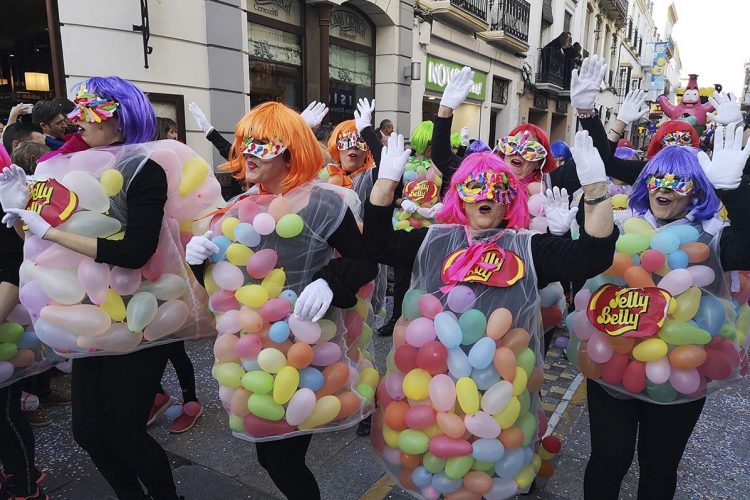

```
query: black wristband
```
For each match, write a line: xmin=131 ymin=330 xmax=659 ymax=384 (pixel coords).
xmin=584 ymin=193 xmax=611 ymax=205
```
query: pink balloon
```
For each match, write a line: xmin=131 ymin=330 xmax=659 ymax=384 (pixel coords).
xmin=311 ymin=342 xmax=342 ymax=366
xmin=687 ymin=265 xmax=715 ymax=288
xmin=640 ymin=249 xmax=666 ymax=273
xmin=23 ymin=235 xmax=52 ymax=262
xmin=235 ymin=334 xmax=262 ymax=358
xmin=657 ymin=269 xmax=693 ymax=296
xmin=529 ymin=216 xmax=548 ymax=233
xmin=527 ymin=194 xmax=545 ymax=216
xmin=111 ymin=267 xmax=142 ymax=296
xmin=286 ymin=388 xmax=316 ymax=426
xmin=210 ymin=290 xmax=240 ymax=313
xmin=260 ymin=298 xmax=291 ymax=323
xmin=428 ymin=435 xmax=472 ymax=458
xmin=669 ymin=367 xmax=700 ymax=395
xmin=420 ymin=487 xmax=440 ymax=500
xmin=252 ymin=213 xmax=276 ymax=236
xmin=384 ymin=372 xmax=405 ymax=400
xmin=78 ymin=259 xmax=111 ymax=305
xmin=464 ymin=410 xmax=501 ymax=438
xmin=214 ymin=334 xmax=239 ymax=362
xmin=246 ymin=249 xmax=278 ymax=279
xmin=143 ymin=299 xmax=190 ymax=341
xmin=216 ymin=310 xmax=242 ymax=335
xmin=428 ymin=374 xmax=456 ymax=412
xmin=36 ymin=245 xmax=87 ymax=269
xmin=405 ymin=317 xmax=437 ymax=347
xmin=212 ymin=261 xmax=244 ymax=291
xmin=382 ymin=446 xmax=401 ymax=465
xmin=7 ymin=304 xmax=31 ymax=326
xmin=237 ymin=199 xmax=262 ymax=223
xmin=76 ymin=324 xmax=143 ymax=352
xmin=289 ymin=315 xmax=322 ymax=344
xmin=446 ymin=285 xmax=476 ymax=313
xmin=404 ymin=405 xmax=436 ymax=430
xmin=574 ymin=289 xmax=591 ymax=311
xmin=588 ymin=331 xmax=614 ymax=364
xmin=40 ymin=304 xmax=111 ymax=337
xmin=19 ymin=282 xmax=50 ymax=315
xmin=573 ymin=311 xmax=598 ymax=341
xmin=418 ymin=294 xmax=443 ymax=319
xmin=645 ymin=357 xmax=671 ymax=384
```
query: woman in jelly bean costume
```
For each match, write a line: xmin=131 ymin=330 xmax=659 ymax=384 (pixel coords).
xmin=363 ymin=131 xmax=616 ymax=499
xmin=186 ymin=101 xmax=377 ymax=499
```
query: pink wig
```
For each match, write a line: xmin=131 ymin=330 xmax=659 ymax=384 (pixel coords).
xmin=436 ymin=152 xmax=530 ymax=229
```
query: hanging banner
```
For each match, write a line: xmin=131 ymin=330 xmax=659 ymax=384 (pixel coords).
xmin=649 ymin=41 xmax=669 ymax=94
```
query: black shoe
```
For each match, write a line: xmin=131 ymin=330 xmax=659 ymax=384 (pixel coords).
xmin=356 ymin=416 xmax=372 ymax=436
xmin=378 ymin=318 xmax=397 ymax=337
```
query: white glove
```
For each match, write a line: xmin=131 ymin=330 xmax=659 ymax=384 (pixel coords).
xmin=188 ymin=102 xmax=214 ymax=135
xmin=617 ymin=89 xmax=649 ymax=125
xmin=300 ymin=101 xmax=329 ymax=129
xmin=294 ymin=278 xmax=333 ymax=322
xmin=440 ymin=66 xmax=475 ymax=110
xmin=354 ymin=98 xmax=375 ymax=133
xmin=706 ymin=91 xmax=742 ymax=126
xmin=0 ymin=165 xmax=30 ymax=212
xmin=417 ymin=202 xmax=444 ymax=219
xmin=570 ymin=130 xmax=607 ymax=186
xmin=378 ymin=133 xmax=412 ymax=182
xmin=4 ymin=209 xmax=51 ymax=238
xmin=186 ymin=231 xmax=220 ymax=265
xmin=570 ymin=55 xmax=608 ymax=110
xmin=460 ymin=127 xmax=470 ymax=147
xmin=697 ymin=123 xmax=750 ymax=190
xmin=542 ymin=187 xmax=578 ymax=236
xmin=400 ymin=199 xmax=418 ymax=214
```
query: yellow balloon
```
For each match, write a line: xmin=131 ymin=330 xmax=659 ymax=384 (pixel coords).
xmin=298 ymin=395 xmax=341 ymax=430
xmin=257 ymin=348 xmax=287 ymax=373
xmin=456 ymin=377 xmax=479 ymax=415
xmin=623 ymin=217 xmax=656 ymax=237
xmin=222 ymin=217 xmax=241 ymax=240
xmin=515 ymin=464 xmax=536 ymax=489
xmin=204 ymin=268 xmax=218 ymax=295
xmin=672 ymin=287 xmax=701 ymax=321
xmin=261 ymin=269 xmax=286 ymax=298
xmin=179 ymin=219 xmax=193 ymax=232
xmin=668 ymin=298 xmax=677 ymax=315
xmin=394 ymin=220 xmax=411 ymax=231
xmin=107 ymin=231 xmax=125 ymax=241
xmin=538 ymin=447 xmax=555 ymax=461
xmin=532 ymin=454 xmax=542 ymax=472
xmin=611 ymin=193 xmax=629 ymax=210
xmin=179 ymin=157 xmax=210 ymax=196
xmin=226 ymin=243 xmax=253 ymax=266
xmin=512 ymin=367 xmax=528 ymax=396
xmin=273 ymin=366 xmax=299 ymax=404
xmin=358 ymin=367 xmax=379 ymax=388
xmin=213 ymin=362 xmax=245 ymax=389
xmin=403 ymin=368 xmax=431 ymax=400
xmin=423 ymin=423 xmax=443 ymax=438
xmin=494 ymin=396 xmax=521 ymax=429
xmin=383 ymin=423 xmax=400 ymax=448
xmin=100 ymin=289 xmax=126 ymax=321
xmin=100 ymin=169 xmax=124 ymax=196
xmin=632 ymin=338 xmax=668 ymax=362
xmin=354 ymin=297 xmax=369 ymax=319
xmin=236 ymin=285 xmax=269 ymax=308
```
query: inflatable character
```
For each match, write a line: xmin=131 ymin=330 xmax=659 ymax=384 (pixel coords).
xmin=657 ymin=74 xmax=714 ymax=126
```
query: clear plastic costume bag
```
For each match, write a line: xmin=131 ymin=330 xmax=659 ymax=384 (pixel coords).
xmin=21 ymin=140 xmax=221 ymax=357
xmin=207 ymin=181 xmax=378 ymax=442
xmin=0 ymin=304 xmax=59 ymax=389
xmin=371 ymin=225 xmax=552 ymax=499
xmin=567 ymin=215 xmax=746 ymax=403
xmin=393 ymin=159 xmax=443 ymax=232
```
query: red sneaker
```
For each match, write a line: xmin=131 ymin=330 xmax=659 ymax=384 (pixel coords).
xmin=147 ymin=393 xmax=172 ymax=426
xmin=169 ymin=401 xmax=202 ymax=434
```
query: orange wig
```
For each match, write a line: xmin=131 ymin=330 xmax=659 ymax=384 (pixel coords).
xmin=221 ymin=101 xmax=324 ymax=191
xmin=327 ymin=120 xmax=374 ymax=170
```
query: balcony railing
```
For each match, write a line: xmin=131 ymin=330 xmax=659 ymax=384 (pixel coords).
xmin=451 ymin=0 xmax=488 ymax=21
xmin=536 ymin=47 xmax=578 ymax=91
xmin=490 ymin=0 xmax=530 ymax=42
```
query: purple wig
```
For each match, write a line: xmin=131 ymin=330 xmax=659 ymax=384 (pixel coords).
xmin=614 ymin=146 xmax=639 ymax=160
xmin=628 ymin=146 xmax=720 ymax=221
xmin=550 ymin=140 xmax=572 ymax=162
xmin=466 ymin=140 xmax=491 ymax=156
xmin=436 ymin=152 xmax=530 ymax=229
xmin=74 ymin=77 xmax=156 ymax=144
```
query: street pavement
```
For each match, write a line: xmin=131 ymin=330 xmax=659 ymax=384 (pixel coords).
xmin=34 ymin=322 xmax=750 ymax=499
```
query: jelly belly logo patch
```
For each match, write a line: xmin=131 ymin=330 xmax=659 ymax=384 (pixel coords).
xmin=25 ymin=179 xmax=78 ymax=226
xmin=404 ymin=180 xmax=438 ymax=204
xmin=441 ymin=244 xmax=525 ymax=288
xmin=588 ymin=284 xmax=671 ymax=338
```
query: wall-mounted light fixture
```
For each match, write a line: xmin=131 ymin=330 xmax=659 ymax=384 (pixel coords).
xmin=404 ymin=61 xmax=421 ymax=80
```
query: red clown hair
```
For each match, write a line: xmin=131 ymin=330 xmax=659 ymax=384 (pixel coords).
xmin=327 ymin=120 xmax=374 ymax=169
xmin=506 ymin=124 xmax=556 ymax=176
xmin=646 ymin=120 xmax=700 ymax=159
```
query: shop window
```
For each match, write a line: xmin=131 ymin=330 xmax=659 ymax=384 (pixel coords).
xmin=147 ymin=93 xmax=186 ymax=142
xmin=492 ymin=77 xmax=509 ymax=105
xmin=249 ymin=24 xmax=303 ymax=109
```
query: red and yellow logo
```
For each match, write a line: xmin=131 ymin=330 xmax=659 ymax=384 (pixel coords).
xmin=588 ymin=284 xmax=671 ymax=338
xmin=404 ymin=180 xmax=438 ymax=204
xmin=25 ymin=179 xmax=78 ymax=226
xmin=441 ymin=244 xmax=525 ymax=288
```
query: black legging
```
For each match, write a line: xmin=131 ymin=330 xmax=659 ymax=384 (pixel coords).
xmin=256 ymin=434 xmax=320 ymax=500
xmin=0 ymin=382 xmax=38 ymax=497
xmin=157 ymin=341 xmax=197 ymax=403
xmin=391 ymin=266 xmax=411 ymax=321
xmin=584 ymin=379 xmax=705 ymax=500
xmin=72 ymin=344 xmax=178 ymax=500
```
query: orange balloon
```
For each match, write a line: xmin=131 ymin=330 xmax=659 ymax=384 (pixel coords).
xmin=487 ymin=308 xmax=513 ymax=340
xmin=538 ymin=460 xmax=555 ymax=478
xmin=315 ymin=362 xmax=349 ymax=397
xmin=669 ymin=345 xmax=707 ymax=370
xmin=499 ymin=426 xmax=524 ymax=449
xmin=463 ymin=471 xmax=493 ymax=495
xmin=336 ymin=391 xmax=360 ymax=420
xmin=393 ymin=317 xmax=407 ymax=348
xmin=502 ymin=328 xmax=530 ymax=355
xmin=346 ymin=342 xmax=360 ymax=362
xmin=398 ymin=467 xmax=416 ymax=490
xmin=681 ymin=242 xmax=710 ymax=264
xmin=400 ymin=452 xmax=423 ymax=469
xmin=624 ymin=266 xmax=655 ymax=288
xmin=445 ymin=487 xmax=482 ymax=500
xmin=230 ymin=388 xmax=251 ymax=417
xmin=384 ymin=400 xmax=409 ymax=431
xmin=287 ymin=342 xmax=314 ymax=369
xmin=610 ymin=336 xmax=635 ymax=355
xmin=527 ymin=366 xmax=544 ymax=393
xmin=578 ymin=342 xmax=602 ymax=379
xmin=606 ymin=252 xmax=634 ymax=276
xmin=436 ymin=411 xmax=466 ymax=439
xmin=493 ymin=347 xmax=517 ymax=381
xmin=238 ymin=308 xmax=263 ymax=333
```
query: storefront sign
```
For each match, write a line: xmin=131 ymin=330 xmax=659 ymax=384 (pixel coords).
xmin=425 ymin=55 xmax=487 ymax=101
xmin=250 ymin=0 xmax=302 ymax=26
xmin=330 ymin=7 xmax=372 ymax=47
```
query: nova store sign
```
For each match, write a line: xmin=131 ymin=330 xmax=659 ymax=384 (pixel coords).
xmin=425 ymin=55 xmax=487 ymax=101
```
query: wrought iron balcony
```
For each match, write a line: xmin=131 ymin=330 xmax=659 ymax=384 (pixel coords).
xmin=478 ymin=0 xmax=530 ymax=52
xmin=535 ymin=47 xmax=578 ymax=94
xmin=450 ymin=0 xmax=488 ymax=21
xmin=419 ymin=0 xmax=489 ymax=32
xmin=601 ymin=0 xmax=628 ymax=23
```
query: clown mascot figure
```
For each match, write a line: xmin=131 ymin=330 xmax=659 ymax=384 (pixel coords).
xmin=657 ymin=74 xmax=714 ymax=127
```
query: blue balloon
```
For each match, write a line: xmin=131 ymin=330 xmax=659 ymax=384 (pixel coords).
xmin=299 ymin=367 xmax=324 ymax=391
xmin=471 ymin=365 xmax=500 ymax=390
xmin=164 ymin=404 xmax=184 ymax=421
xmin=431 ymin=473 xmax=462 ymax=494
xmin=694 ymin=294 xmax=725 ymax=335
xmin=670 ymin=224 xmax=700 ymax=244
xmin=268 ymin=321 xmax=290 ymax=344
xmin=539 ymin=285 xmax=562 ymax=307
xmin=435 ymin=312 xmax=462 ymax=348
xmin=240 ymin=357 xmax=260 ymax=371
xmin=468 ymin=337 xmax=496 ymax=370
xmin=446 ymin=347 xmax=472 ymax=378
xmin=210 ymin=236 xmax=232 ymax=262
xmin=472 ymin=438 xmax=505 ymax=463
xmin=279 ymin=290 xmax=297 ymax=305
xmin=494 ymin=448 xmax=525 ymax=479
xmin=631 ymin=254 xmax=641 ymax=265
xmin=411 ymin=467 xmax=432 ymax=488
xmin=402 ymin=170 xmax=418 ymax=183
xmin=234 ymin=223 xmax=261 ymax=247
xmin=650 ymin=231 xmax=680 ymax=254
xmin=667 ymin=250 xmax=689 ymax=270
xmin=17 ymin=331 xmax=40 ymax=350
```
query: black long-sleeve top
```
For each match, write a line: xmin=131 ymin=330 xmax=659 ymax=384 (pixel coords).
xmin=207 ymin=129 xmax=232 ymax=161
xmin=0 ymin=222 xmax=23 ymax=286
xmin=360 ymin=125 xmax=404 ymax=200
xmin=579 ymin=116 xmax=646 ymax=185
xmin=363 ymin=200 xmax=618 ymax=289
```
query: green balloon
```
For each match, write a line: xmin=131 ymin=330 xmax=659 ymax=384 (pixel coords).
xmin=241 ymin=371 xmax=274 ymax=394
xmin=359 ymin=323 xmax=373 ymax=346
xmin=403 ymin=289 xmax=425 ymax=321
xmin=518 ymin=390 xmax=531 ymax=416
xmin=355 ymin=383 xmax=374 ymax=401
xmin=516 ymin=348 xmax=536 ymax=377
xmin=229 ymin=414 xmax=245 ymax=432
xmin=247 ymin=394 xmax=285 ymax=421
xmin=459 ymin=309 xmax=487 ymax=345
xmin=471 ymin=459 xmax=495 ymax=472
xmin=719 ymin=324 xmax=737 ymax=341
xmin=397 ymin=429 xmax=429 ymax=455
xmin=276 ymin=213 xmax=304 ymax=239
xmin=423 ymin=452 xmax=447 ymax=473
xmin=646 ymin=381 xmax=677 ymax=403
xmin=568 ymin=335 xmax=580 ymax=366
xmin=445 ymin=455 xmax=474 ymax=480
xmin=615 ymin=234 xmax=651 ymax=256
xmin=212 ymin=362 xmax=245 ymax=389
xmin=658 ymin=320 xmax=711 ymax=345
xmin=518 ymin=411 xmax=537 ymax=447
xmin=0 ymin=323 xmax=23 ymax=343
xmin=0 ymin=342 xmax=18 ymax=361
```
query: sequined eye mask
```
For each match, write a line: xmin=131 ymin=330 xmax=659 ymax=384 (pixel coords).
xmin=496 ymin=132 xmax=548 ymax=161
xmin=242 ymin=137 xmax=287 ymax=159
xmin=67 ymin=83 xmax=119 ymax=123
xmin=646 ymin=174 xmax=695 ymax=196
xmin=457 ymin=171 xmax=517 ymax=204
xmin=336 ymin=131 xmax=368 ymax=151
xmin=661 ymin=131 xmax=693 ymax=147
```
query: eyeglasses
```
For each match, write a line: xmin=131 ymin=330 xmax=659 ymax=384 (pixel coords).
xmin=646 ymin=174 xmax=695 ymax=196
xmin=495 ymin=132 xmax=548 ymax=162
xmin=661 ymin=131 xmax=693 ymax=147
xmin=336 ymin=131 xmax=368 ymax=151
xmin=67 ymin=83 xmax=119 ymax=123
xmin=457 ymin=171 xmax=517 ymax=205
xmin=242 ymin=137 xmax=287 ymax=159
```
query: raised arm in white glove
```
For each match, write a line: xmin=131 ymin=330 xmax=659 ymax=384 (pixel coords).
xmin=697 ymin=123 xmax=750 ymax=190
xmin=543 ymin=187 xmax=578 ymax=236
xmin=294 ymin=278 xmax=333 ymax=322
xmin=354 ymin=98 xmax=375 ymax=133
xmin=440 ymin=67 xmax=475 ymax=110
xmin=186 ymin=231 xmax=220 ymax=265
xmin=570 ymin=55 xmax=607 ymax=111
xmin=706 ymin=91 xmax=742 ymax=126
xmin=188 ymin=102 xmax=214 ymax=135
xmin=0 ymin=166 xmax=30 ymax=228
xmin=377 ymin=133 xmax=412 ymax=182
xmin=300 ymin=101 xmax=329 ymax=129
xmin=617 ymin=89 xmax=649 ymax=125
xmin=4 ymin=209 xmax=50 ymax=238
xmin=570 ymin=130 xmax=607 ymax=186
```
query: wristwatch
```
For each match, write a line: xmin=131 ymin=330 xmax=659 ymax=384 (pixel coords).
xmin=584 ymin=192 xmax=610 ymax=205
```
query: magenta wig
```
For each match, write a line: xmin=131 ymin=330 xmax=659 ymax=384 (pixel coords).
xmin=73 ymin=77 xmax=156 ymax=144
xmin=436 ymin=152 xmax=530 ymax=229
xmin=628 ymin=146 xmax=720 ymax=221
